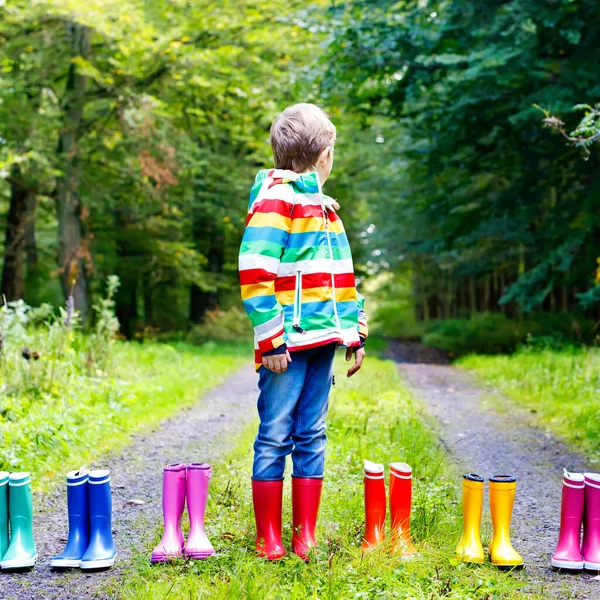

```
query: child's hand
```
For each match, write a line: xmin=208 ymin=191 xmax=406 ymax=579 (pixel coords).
xmin=263 ymin=351 xmax=292 ymax=374
xmin=346 ymin=347 xmax=365 ymax=377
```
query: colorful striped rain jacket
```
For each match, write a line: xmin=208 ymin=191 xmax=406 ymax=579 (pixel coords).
xmin=239 ymin=168 xmax=368 ymax=370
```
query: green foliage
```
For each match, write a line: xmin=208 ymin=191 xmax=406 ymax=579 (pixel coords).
xmin=422 ymin=312 xmax=596 ymax=356
xmin=186 ymin=306 xmax=252 ymax=345
xmin=324 ymin=0 xmax=600 ymax=315
xmin=117 ymin=357 xmax=529 ymax=600
xmin=461 ymin=346 xmax=600 ymax=456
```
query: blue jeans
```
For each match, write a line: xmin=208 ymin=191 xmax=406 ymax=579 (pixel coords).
xmin=252 ymin=343 xmax=336 ymax=481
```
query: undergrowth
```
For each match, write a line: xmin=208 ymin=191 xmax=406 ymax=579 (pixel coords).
xmin=0 ymin=284 xmax=247 ymax=488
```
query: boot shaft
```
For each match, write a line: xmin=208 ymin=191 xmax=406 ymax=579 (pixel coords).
xmin=462 ymin=473 xmax=484 ymax=525
xmin=88 ymin=469 xmax=113 ymax=539
xmin=66 ymin=469 xmax=90 ymax=530
xmin=489 ymin=475 xmax=516 ymax=531
xmin=186 ymin=463 xmax=210 ymax=526
xmin=389 ymin=462 xmax=412 ymax=528
xmin=0 ymin=472 xmax=8 ymax=557
xmin=292 ymin=477 xmax=323 ymax=559
xmin=252 ymin=479 xmax=285 ymax=560
xmin=162 ymin=463 xmax=187 ymax=524
xmin=8 ymin=472 xmax=33 ymax=523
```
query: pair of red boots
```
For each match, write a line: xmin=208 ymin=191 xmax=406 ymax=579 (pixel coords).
xmin=552 ymin=470 xmax=600 ymax=571
xmin=363 ymin=460 xmax=418 ymax=556
xmin=252 ymin=478 xmax=322 ymax=561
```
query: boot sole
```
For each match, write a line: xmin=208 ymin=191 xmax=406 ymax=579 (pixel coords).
xmin=1 ymin=554 xmax=38 ymax=569
xmin=584 ymin=560 xmax=600 ymax=571
xmin=185 ymin=551 xmax=215 ymax=560
xmin=551 ymin=558 xmax=583 ymax=570
xmin=50 ymin=558 xmax=81 ymax=568
xmin=80 ymin=555 xmax=116 ymax=569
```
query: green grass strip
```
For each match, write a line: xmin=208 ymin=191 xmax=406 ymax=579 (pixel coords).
xmin=460 ymin=345 xmax=600 ymax=457
xmin=117 ymin=356 xmax=527 ymax=599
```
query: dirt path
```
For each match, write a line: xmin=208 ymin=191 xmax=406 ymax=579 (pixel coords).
xmin=392 ymin=347 xmax=599 ymax=599
xmin=0 ymin=364 xmax=258 ymax=600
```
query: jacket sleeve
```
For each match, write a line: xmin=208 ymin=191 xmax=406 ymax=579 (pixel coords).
xmin=239 ymin=187 xmax=291 ymax=354
xmin=357 ymin=290 xmax=368 ymax=339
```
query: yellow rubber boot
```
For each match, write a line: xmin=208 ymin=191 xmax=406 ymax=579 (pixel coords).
xmin=455 ymin=473 xmax=485 ymax=563
xmin=489 ymin=475 xmax=524 ymax=568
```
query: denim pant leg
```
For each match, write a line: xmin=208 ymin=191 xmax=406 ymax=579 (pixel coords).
xmin=291 ymin=344 xmax=336 ymax=479
xmin=252 ymin=355 xmax=308 ymax=481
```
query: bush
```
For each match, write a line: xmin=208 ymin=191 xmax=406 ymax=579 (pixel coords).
xmin=422 ymin=312 xmax=597 ymax=356
xmin=186 ymin=306 xmax=252 ymax=345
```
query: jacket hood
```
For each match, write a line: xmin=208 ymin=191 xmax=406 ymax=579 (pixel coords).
xmin=251 ymin=169 xmax=339 ymax=210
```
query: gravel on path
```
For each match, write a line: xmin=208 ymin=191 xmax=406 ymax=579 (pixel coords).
xmin=397 ymin=356 xmax=599 ymax=599
xmin=0 ymin=364 xmax=258 ymax=600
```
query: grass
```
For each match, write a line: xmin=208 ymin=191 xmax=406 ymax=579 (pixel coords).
xmin=116 ymin=356 xmax=529 ymax=600
xmin=0 ymin=339 xmax=247 ymax=489
xmin=459 ymin=345 xmax=600 ymax=456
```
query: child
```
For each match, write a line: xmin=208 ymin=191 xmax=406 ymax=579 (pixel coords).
xmin=239 ymin=103 xmax=368 ymax=560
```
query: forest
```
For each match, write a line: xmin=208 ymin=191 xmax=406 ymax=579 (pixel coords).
xmin=1 ymin=0 xmax=599 ymax=347
xmin=1 ymin=2 xmax=600 ymax=599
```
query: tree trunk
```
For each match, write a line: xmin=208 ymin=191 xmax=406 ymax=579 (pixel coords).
xmin=143 ymin=272 xmax=154 ymax=325
xmin=189 ymin=211 xmax=224 ymax=324
xmin=1 ymin=169 xmax=32 ymax=301
xmin=114 ymin=210 xmax=139 ymax=338
xmin=56 ymin=22 xmax=91 ymax=322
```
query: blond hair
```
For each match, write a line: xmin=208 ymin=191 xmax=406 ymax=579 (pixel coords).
xmin=270 ymin=103 xmax=336 ymax=173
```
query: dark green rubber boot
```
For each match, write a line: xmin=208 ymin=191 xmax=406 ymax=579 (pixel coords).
xmin=1 ymin=472 xmax=37 ymax=569
xmin=0 ymin=472 xmax=9 ymax=559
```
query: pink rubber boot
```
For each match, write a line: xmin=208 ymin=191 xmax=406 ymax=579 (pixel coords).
xmin=551 ymin=470 xmax=584 ymax=570
xmin=151 ymin=464 xmax=186 ymax=563
xmin=185 ymin=463 xmax=215 ymax=559
xmin=582 ymin=472 xmax=600 ymax=571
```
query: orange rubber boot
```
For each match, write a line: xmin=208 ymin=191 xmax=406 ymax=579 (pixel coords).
xmin=362 ymin=460 xmax=386 ymax=551
xmin=389 ymin=462 xmax=418 ymax=557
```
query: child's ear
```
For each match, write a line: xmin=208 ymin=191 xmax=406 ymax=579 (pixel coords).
xmin=319 ymin=146 xmax=331 ymax=165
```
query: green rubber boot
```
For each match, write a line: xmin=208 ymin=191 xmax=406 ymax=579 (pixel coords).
xmin=1 ymin=472 xmax=37 ymax=568
xmin=0 ymin=472 xmax=9 ymax=559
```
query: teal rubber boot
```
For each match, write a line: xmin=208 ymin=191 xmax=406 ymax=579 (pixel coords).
xmin=0 ymin=472 xmax=9 ymax=559
xmin=1 ymin=472 xmax=37 ymax=568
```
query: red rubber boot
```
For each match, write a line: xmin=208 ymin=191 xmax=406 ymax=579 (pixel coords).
xmin=362 ymin=460 xmax=386 ymax=552
xmin=252 ymin=480 xmax=286 ymax=560
xmin=292 ymin=478 xmax=323 ymax=560
xmin=389 ymin=462 xmax=418 ymax=557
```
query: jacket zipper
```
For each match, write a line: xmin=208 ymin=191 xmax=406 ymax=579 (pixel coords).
xmin=322 ymin=201 xmax=343 ymax=332
xmin=292 ymin=270 xmax=306 ymax=334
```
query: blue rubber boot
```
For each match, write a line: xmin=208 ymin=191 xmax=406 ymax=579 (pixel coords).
xmin=80 ymin=469 xmax=116 ymax=569
xmin=1 ymin=472 xmax=37 ymax=569
xmin=0 ymin=472 xmax=9 ymax=559
xmin=51 ymin=469 xmax=90 ymax=568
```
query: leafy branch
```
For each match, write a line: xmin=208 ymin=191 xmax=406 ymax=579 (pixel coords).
xmin=536 ymin=103 xmax=600 ymax=159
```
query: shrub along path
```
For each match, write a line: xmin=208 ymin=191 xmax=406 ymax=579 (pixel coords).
xmin=389 ymin=340 xmax=599 ymax=599
xmin=0 ymin=364 xmax=258 ymax=600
